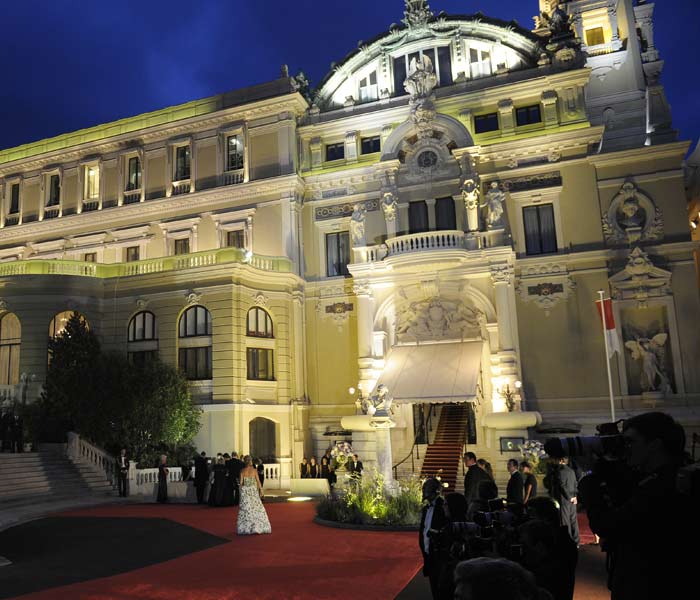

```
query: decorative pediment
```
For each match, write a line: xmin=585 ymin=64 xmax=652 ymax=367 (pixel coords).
xmin=516 ymin=263 xmax=576 ymax=316
xmin=609 ymin=247 xmax=671 ymax=305
xmin=395 ymin=297 xmax=484 ymax=342
xmin=602 ymin=181 xmax=663 ymax=245
xmin=315 ymin=300 xmax=354 ymax=331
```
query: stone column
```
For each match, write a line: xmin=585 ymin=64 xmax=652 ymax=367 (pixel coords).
xmin=541 ymin=90 xmax=559 ymax=128
xmin=372 ymin=418 xmax=396 ymax=492
xmin=607 ymin=2 xmax=622 ymax=51
xmin=426 ymin=198 xmax=436 ymax=231
xmin=354 ymin=281 xmax=375 ymax=384
xmin=345 ymin=131 xmax=358 ymax=163
xmin=498 ymin=99 xmax=515 ymax=136
xmin=491 ymin=265 xmax=516 ymax=352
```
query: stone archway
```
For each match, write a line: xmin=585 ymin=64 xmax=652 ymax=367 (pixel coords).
xmin=249 ymin=417 xmax=277 ymax=461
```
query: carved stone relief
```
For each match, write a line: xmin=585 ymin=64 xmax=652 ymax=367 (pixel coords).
xmin=395 ymin=297 xmax=484 ymax=342
xmin=516 ymin=264 xmax=576 ymax=316
xmin=315 ymin=300 xmax=354 ymax=331
xmin=186 ymin=291 xmax=202 ymax=305
xmin=349 ymin=203 xmax=367 ymax=245
xmin=609 ymin=247 xmax=671 ymax=306
xmin=480 ymin=182 xmax=506 ymax=230
xmin=253 ymin=292 xmax=269 ymax=307
xmin=602 ymin=181 xmax=663 ymax=245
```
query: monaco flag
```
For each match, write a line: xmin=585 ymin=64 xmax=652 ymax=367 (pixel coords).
xmin=596 ymin=297 xmax=621 ymax=355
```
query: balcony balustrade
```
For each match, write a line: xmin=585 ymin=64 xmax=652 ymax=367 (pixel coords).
xmin=4 ymin=215 xmax=19 ymax=226
xmin=123 ymin=190 xmax=142 ymax=204
xmin=172 ymin=181 xmax=191 ymax=195
xmin=220 ymin=169 xmax=245 ymax=186
xmin=43 ymin=206 xmax=60 ymax=219
xmin=82 ymin=200 xmax=99 ymax=212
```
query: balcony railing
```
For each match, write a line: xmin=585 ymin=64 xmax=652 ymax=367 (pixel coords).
xmin=82 ymin=200 xmax=99 ymax=212
xmin=43 ymin=206 xmax=60 ymax=219
xmin=0 ymin=247 xmax=293 ymax=279
xmin=221 ymin=169 xmax=245 ymax=186
xmin=4 ymin=215 xmax=19 ymax=226
xmin=172 ymin=180 xmax=191 ymax=195
xmin=123 ymin=190 xmax=141 ymax=204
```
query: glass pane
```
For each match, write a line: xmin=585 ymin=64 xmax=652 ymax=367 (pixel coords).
xmin=128 ymin=319 xmax=135 ymax=342
xmin=523 ymin=206 xmax=543 ymax=255
xmin=437 ymin=46 xmax=453 ymax=85
xmin=10 ymin=184 xmax=20 ymax=213
xmin=326 ymin=233 xmax=340 ymax=277
xmin=409 ymin=201 xmax=429 ymax=234
xmin=227 ymin=135 xmax=244 ymax=170
xmin=135 ymin=313 xmax=145 ymax=340
xmin=196 ymin=307 xmax=207 ymax=336
xmin=338 ymin=232 xmax=351 ymax=277
xmin=246 ymin=348 xmax=255 ymax=380
xmin=179 ymin=313 xmax=186 ymax=338
xmin=393 ymin=56 xmax=407 ymax=96
xmin=186 ymin=307 xmax=196 ymax=337
xmin=538 ymin=204 xmax=557 ymax=253
xmin=435 ymin=197 xmax=456 ymax=230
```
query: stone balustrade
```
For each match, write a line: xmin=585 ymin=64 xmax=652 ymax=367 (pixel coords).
xmin=221 ymin=170 xmax=245 ymax=186
xmin=66 ymin=432 xmax=117 ymax=487
xmin=134 ymin=467 xmax=183 ymax=486
xmin=263 ymin=463 xmax=281 ymax=489
xmin=122 ymin=190 xmax=142 ymax=205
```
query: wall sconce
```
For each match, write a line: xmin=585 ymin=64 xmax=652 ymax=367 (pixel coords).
xmin=499 ymin=380 xmax=522 ymax=412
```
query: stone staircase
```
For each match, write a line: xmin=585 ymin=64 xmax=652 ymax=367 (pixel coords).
xmin=420 ymin=404 xmax=469 ymax=492
xmin=0 ymin=446 xmax=115 ymax=506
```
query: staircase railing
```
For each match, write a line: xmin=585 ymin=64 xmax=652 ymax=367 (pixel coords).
xmin=66 ymin=432 xmax=117 ymax=488
xmin=392 ymin=404 xmax=434 ymax=479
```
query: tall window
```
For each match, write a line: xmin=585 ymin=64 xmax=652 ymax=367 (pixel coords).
xmin=409 ymin=201 xmax=429 ymax=234
xmin=358 ymin=71 xmax=378 ymax=102
xmin=247 ymin=348 xmax=274 ymax=381
xmin=469 ymin=47 xmax=492 ymax=78
xmin=174 ymin=145 xmax=191 ymax=181
xmin=49 ymin=312 xmax=89 ymax=339
xmin=226 ymin=230 xmax=245 ymax=249
xmin=585 ymin=27 xmax=605 ymax=46
xmin=178 ymin=306 xmax=212 ymax=380
xmin=325 ymin=231 xmax=350 ymax=278
xmin=0 ymin=313 xmax=20 ymax=386
xmin=125 ymin=246 xmax=140 ymax=262
xmin=247 ymin=307 xmax=273 ymax=338
xmin=393 ymin=46 xmax=452 ymax=95
xmin=227 ymin=135 xmax=244 ymax=171
xmin=361 ymin=136 xmax=381 ymax=155
xmin=128 ymin=311 xmax=158 ymax=366
xmin=174 ymin=238 xmax=190 ymax=255
xmin=126 ymin=156 xmax=142 ymax=191
xmin=85 ymin=165 xmax=100 ymax=200
xmin=83 ymin=252 xmax=97 ymax=263
xmin=9 ymin=184 xmax=20 ymax=214
xmin=325 ymin=143 xmax=345 ymax=162
xmin=474 ymin=113 xmax=499 ymax=134
xmin=435 ymin=197 xmax=456 ymax=230
xmin=523 ymin=204 xmax=557 ymax=255
xmin=47 ymin=174 xmax=60 ymax=206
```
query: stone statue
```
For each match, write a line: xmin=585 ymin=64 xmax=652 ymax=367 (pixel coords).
xmin=371 ymin=384 xmax=393 ymax=416
xmin=404 ymin=54 xmax=438 ymax=100
xmin=625 ymin=333 xmax=671 ymax=393
xmin=381 ymin=192 xmax=398 ymax=222
xmin=349 ymin=203 xmax=367 ymax=245
xmin=548 ymin=4 xmax=572 ymax=37
xmin=480 ymin=182 xmax=506 ymax=229
xmin=462 ymin=178 xmax=480 ymax=210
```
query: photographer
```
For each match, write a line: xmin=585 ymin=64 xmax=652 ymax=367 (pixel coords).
xmin=419 ymin=477 xmax=448 ymax=599
xmin=578 ymin=411 xmax=694 ymax=599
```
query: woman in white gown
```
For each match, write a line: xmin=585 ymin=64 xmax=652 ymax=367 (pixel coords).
xmin=236 ymin=455 xmax=271 ymax=535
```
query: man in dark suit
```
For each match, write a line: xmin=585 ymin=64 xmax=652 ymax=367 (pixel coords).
xmin=463 ymin=451 xmax=490 ymax=503
xmin=229 ymin=452 xmax=245 ymax=505
xmin=506 ymin=458 xmax=524 ymax=505
xmin=347 ymin=454 xmax=363 ymax=479
xmin=419 ymin=477 xmax=448 ymax=599
xmin=194 ymin=451 xmax=209 ymax=504
xmin=117 ymin=448 xmax=130 ymax=497
xmin=545 ymin=457 xmax=579 ymax=545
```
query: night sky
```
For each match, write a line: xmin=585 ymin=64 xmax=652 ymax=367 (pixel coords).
xmin=1 ymin=0 xmax=698 ymax=154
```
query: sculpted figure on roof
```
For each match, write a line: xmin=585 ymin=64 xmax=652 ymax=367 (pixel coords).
xmin=404 ymin=54 xmax=438 ymax=100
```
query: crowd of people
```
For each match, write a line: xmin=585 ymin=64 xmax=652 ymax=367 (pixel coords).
xmin=0 ymin=408 xmax=24 ymax=452
xmin=420 ymin=411 xmax=698 ymax=600
xmin=298 ymin=451 xmax=364 ymax=488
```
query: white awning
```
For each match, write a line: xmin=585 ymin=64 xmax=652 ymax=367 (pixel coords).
xmin=372 ymin=341 xmax=483 ymax=404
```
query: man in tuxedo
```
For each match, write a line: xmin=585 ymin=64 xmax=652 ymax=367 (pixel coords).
xmin=419 ymin=477 xmax=448 ymax=599
xmin=506 ymin=458 xmax=524 ymax=505
xmin=347 ymin=454 xmax=363 ymax=480
xmin=117 ymin=448 xmax=130 ymax=497
xmin=463 ymin=451 xmax=490 ymax=503
xmin=229 ymin=452 xmax=245 ymax=505
xmin=194 ymin=451 xmax=209 ymax=504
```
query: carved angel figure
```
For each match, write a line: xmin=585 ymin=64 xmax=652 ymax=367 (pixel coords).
xmin=349 ymin=203 xmax=367 ymax=245
xmin=404 ymin=54 xmax=438 ymax=100
xmin=462 ymin=178 xmax=480 ymax=210
xmin=480 ymin=182 xmax=506 ymax=229
xmin=381 ymin=192 xmax=398 ymax=222
xmin=625 ymin=334 xmax=670 ymax=393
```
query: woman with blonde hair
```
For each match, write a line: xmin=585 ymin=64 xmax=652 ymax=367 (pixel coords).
xmin=237 ymin=455 xmax=271 ymax=535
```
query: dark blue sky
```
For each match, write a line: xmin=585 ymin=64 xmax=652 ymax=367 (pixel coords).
xmin=1 ymin=0 xmax=697 ymax=153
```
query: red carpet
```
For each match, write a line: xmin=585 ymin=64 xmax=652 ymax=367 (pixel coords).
xmin=13 ymin=503 xmax=422 ymax=600
xmin=578 ymin=513 xmax=596 ymax=545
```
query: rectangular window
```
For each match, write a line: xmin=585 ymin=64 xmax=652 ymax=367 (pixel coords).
xmin=85 ymin=165 xmax=100 ymax=200
xmin=437 ymin=46 xmax=453 ymax=85
xmin=174 ymin=238 xmax=190 ymax=255
xmin=174 ymin=145 xmax=191 ymax=181
xmin=393 ymin=55 xmax=408 ymax=97
xmin=83 ymin=252 xmax=97 ymax=263
xmin=361 ymin=136 xmax=381 ymax=155
xmin=125 ymin=246 xmax=140 ymax=262
xmin=226 ymin=134 xmax=244 ymax=171
xmin=9 ymin=184 xmax=20 ymax=214
xmin=474 ymin=113 xmax=499 ymax=134
xmin=516 ymin=105 xmax=542 ymax=127
xmin=585 ymin=27 xmax=605 ymax=46
xmin=523 ymin=204 xmax=558 ymax=256
xmin=47 ymin=174 xmax=60 ymax=206
xmin=178 ymin=347 xmax=212 ymax=380
xmin=435 ymin=197 xmax=456 ymax=231
xmin=325 ymin=142 xmax=345 ymax=162
xmin=246 ymin=348 xmax=274 ymax=381
xmin=128 ymin=350 xmax=157 ymax=368
xmin=325 ymin=231 xmax=351 ymax=278
xmin=226 ymin=230 xmax=245 ymax=249
xmin=126 ymin=156 xmax=142 ymax=191
xmin=408 ymin=201 xmax=429 ymax=234
xmin=469 ymin=47 xmax=491 ymax=78
xmin=358 ymin=70 xmax=378 ymax=102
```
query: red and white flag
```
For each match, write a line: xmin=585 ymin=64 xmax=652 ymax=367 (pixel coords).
xmin=596 ymin=297 xmax=621 ymax=355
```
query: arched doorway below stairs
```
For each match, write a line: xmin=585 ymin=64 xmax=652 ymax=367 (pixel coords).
xmin=249 ymin=417 xmax=277 ymax=461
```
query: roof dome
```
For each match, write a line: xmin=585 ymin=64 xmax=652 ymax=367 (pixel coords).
xmin=315 ymin=1 xmax=542 ymax=110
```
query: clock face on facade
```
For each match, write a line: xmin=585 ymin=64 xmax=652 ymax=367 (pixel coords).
xmin=417 ymin=150 xmax=438 ymax=169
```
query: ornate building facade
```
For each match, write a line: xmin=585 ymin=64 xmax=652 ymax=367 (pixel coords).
xmin=0 ymin=1 xmax=697 ymax=483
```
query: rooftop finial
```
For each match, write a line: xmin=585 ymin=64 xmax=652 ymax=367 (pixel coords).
xmin=403 ymin=0 xmax=433 ymax=29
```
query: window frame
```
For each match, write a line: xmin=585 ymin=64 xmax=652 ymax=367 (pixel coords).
xmin=390 ymin=43 xmax=454 ymax=95
xmin=128 ymin=311 xmax=157 ymax=342
xmin=515 ymin=104 xmax=543 ymax=127
xmin=508 ymin=187 xmax=564 ymax=257
xmin=247 ymin=307 xmax=274 ymax=338
xmin=178 ymin=305 xmax=212 ymax=338
xmin=173 ymin=144 xmax=191 ymax=182
xmin=325 ymin=230 xmax=351 ymax=278
xmin=325 ymin=142 xmax=345 ymax=163
xmin=246 ymin=347 xmax=275 ymax=381
xmin=125 ymin=246 xmax=140 ymax=262
xmin=177 ymin=305 xmax=212 ymax=381
xmin=0 ymin=312 xmax=21 ymax=386
xmin=360 ymin=136 xmax=381 ymax=155
xmin=474 ymin=112 xmax=500 ymax=134
xmin=357 ymin=69 xmax=379 ymax=103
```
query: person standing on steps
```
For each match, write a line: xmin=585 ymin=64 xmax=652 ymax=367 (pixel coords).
xmin=463 ymin=452 xmax=490 ymax=503
xmin=117 ymin=448 xmax=130 ymax=497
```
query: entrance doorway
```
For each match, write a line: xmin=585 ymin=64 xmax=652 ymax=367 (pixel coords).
xmin=249 ymin=417 xmax=277 ymax=461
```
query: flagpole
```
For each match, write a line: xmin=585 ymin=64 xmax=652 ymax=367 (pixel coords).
xmin=597 ymin=289 xmax=616 ymax=422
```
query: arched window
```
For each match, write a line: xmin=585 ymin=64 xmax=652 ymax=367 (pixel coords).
xmin=128 ymin=311 xmax=158 ymax=366
xmin=178 ymin=306 xmax=212 ymax=380
xmin=49 ymin=311 xmax=89 ymax=338
xmin=249 ymin=417 xmax=277 ymax=461
xmin=246 ymin=307 xmax=273 ymax=338
xmin=0 ymin=313 xmax=21 ymax=385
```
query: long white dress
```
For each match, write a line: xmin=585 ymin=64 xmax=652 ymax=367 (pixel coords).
xmin=236 ymin=475 xmax=272 ymax=535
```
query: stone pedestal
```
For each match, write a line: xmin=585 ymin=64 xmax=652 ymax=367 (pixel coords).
xmin=340 ymin=414 xmax=397 ymax=492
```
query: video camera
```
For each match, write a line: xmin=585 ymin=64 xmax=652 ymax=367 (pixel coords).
xmin=544 ymin=420 xmax=626 ymax=461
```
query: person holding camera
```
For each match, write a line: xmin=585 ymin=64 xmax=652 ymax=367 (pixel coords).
xmin=419 ymin=477 xmax=449 ymax=599
xmin=579 ymin=411 xmax=694 ymax=599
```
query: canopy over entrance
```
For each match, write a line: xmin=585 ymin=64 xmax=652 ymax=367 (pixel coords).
xmin=372 ymin=341 xmax=482 ymax=404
